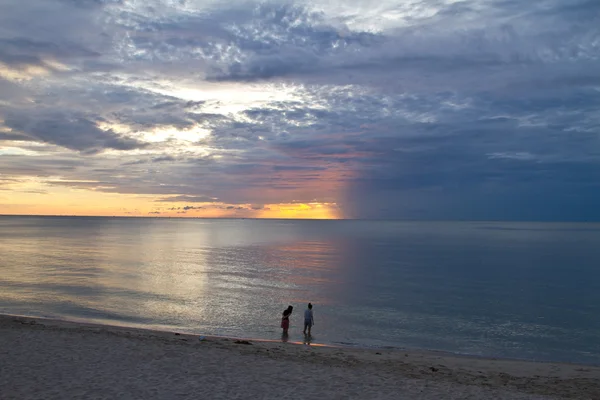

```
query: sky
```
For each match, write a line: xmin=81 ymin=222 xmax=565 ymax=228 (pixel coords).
xmin=0 ymin=0 xmax=599 ymax=220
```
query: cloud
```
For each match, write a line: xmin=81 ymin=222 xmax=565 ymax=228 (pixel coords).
xmin=3 ymin=111 xmax=148 ymax=153
xmin=183 ymin=205 xmax=204 ymax=210
xmin=157 ymin=195 xmax=217 ymax=203
xmin=197 ymin=1 xmax=600 ymax=94
xmin=0 ymin=0 xmax=113 ymax=71
xmin=272 ymin=165 xmax=328 ymax=171
xmin=1 ymin=0 xmax=599 ymax=219
xmin=0 ymin=153 xmax=88 ymax=178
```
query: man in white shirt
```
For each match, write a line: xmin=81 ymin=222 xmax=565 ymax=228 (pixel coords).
xmin=303 ymin=303 xmax=314 ymax=335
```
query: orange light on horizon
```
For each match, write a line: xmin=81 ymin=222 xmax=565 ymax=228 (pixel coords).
xmin=0 ymin=177 xmax=345 ymax=219
xmin=0 ymin=192 xmax=343 ymax=219
xmin=255 ymin=202 xmax=341 ymax=219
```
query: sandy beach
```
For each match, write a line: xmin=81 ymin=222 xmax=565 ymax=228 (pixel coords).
xmin=1 ymin=315 xmax=599 ymax=400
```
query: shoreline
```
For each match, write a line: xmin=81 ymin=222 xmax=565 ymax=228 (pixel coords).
xmin=2 ymin=313 xmax=600 ymax=399
xmin=2 ymin=312 xmax=595 ymax=368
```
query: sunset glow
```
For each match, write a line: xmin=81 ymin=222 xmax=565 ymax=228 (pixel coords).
xmin=0 ymin=183 xmax=342 ymax=219
xmin=1 ymin=0 xmax=599 ymax=220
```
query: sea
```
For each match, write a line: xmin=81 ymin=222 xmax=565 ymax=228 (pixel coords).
xmin=1 ymin=216 xmax=599 ymax=365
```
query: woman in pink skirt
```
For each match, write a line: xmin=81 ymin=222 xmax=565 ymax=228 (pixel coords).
xmin=281 ymin=305 xmax=293 ymax=334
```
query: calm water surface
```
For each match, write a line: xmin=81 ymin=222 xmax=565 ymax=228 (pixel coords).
xmin=1 ymin=216 xmax=599 ymax=364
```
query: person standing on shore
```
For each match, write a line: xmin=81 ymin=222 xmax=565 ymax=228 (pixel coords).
xmin=303 ymin=303 xmax=314 ymax=335
xmin=281 ymin=305 xmax=293 ymax=335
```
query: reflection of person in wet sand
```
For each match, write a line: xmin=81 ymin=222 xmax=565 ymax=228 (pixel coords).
xmin=303 ymin=303 xmax=314 ymax=336
xmin=302 ymin=334 xmax=312 ymax=345
xmin=281 ymin=305 xmax=293 ymax=335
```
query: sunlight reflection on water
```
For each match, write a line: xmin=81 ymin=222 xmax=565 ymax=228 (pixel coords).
xmin=1 ymin=217 xmax=600 ymax=364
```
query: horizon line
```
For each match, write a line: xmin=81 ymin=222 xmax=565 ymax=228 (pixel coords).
xmin=0 ymin=214 xmax=598 ymax=223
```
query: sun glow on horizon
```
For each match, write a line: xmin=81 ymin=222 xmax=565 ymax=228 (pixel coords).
xmin=0 ymin=185 xmax=343 ymax=219
xmin=255 ymin=202 xmax=341 ymax=219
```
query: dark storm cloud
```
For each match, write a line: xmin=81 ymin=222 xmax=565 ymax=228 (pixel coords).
xmin=341 ymin=111 xmax=600 ymax=220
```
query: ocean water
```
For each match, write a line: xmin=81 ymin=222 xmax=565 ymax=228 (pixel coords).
xmin=1 ymin=216 xmax=599 ymax=364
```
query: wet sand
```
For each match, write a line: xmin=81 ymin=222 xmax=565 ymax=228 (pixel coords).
xmin=1 ymin=314 xmax=599 ymax=399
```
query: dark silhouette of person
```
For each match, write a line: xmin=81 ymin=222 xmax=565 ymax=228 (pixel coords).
xmin=281 ymin=305 xmax=293 ymax=335
xmin=303 ymin=303 xmax=314 ymax=335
